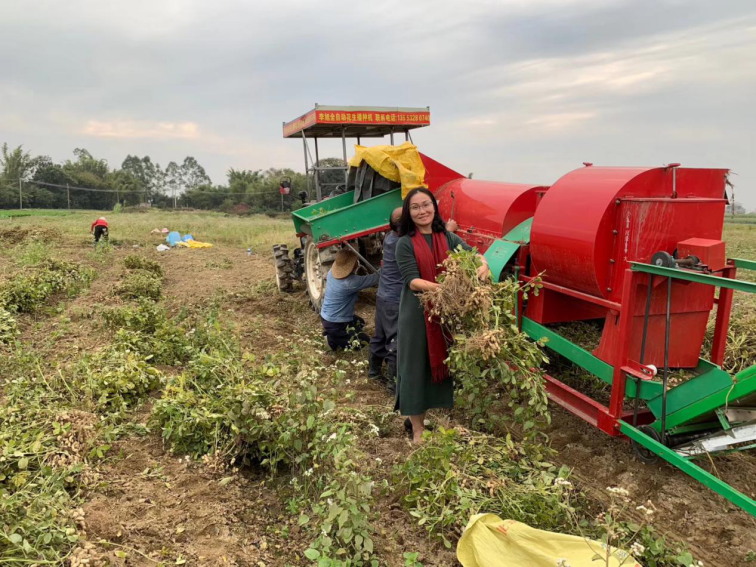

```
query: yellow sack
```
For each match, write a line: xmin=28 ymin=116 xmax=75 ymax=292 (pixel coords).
xmin=457 ymin=515 xmax=642 ymax=567
xmin=185 ymin=240 xmax=213 ymax=249
xmin=348 ymin=141 xmax=426 ymax=198
xmin=175 ymin=240 xmax=213 ymax=249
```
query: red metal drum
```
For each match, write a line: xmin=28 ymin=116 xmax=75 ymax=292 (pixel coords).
xmin=528 ymin=165 xmax=729 ymax=368
xmin=530 ymin=166 xmax=728 ymax=301
xmin=436 ymin=179 xmax=546 ymax=252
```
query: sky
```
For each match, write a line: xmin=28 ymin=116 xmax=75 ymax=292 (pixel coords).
xmin=1 ymin=0 xmax=755 ymax=208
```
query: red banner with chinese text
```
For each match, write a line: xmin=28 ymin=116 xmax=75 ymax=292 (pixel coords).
xmin=283 ymin=108 xmax=430 ymax=137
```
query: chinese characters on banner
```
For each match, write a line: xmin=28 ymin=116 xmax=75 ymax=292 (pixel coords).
xmin=315 ymin=111 xmax=430 ymax=125
xmin=283 ymin=109 xmax=431 ymax=137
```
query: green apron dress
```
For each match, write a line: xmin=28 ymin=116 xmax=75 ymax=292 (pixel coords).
xmin=395 ymin=231 xmax=472 ymax=415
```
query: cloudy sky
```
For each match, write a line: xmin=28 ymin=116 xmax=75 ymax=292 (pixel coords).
xmin=1 ymin=0 xmax=755 ymax=208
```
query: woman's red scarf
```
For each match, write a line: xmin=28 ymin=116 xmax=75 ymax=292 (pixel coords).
xmin=411 ymin=230 xmax=450 ymax=383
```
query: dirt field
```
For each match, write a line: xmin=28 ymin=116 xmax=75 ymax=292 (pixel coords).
xmin=1 ymin=210 xmax=755 ymax=566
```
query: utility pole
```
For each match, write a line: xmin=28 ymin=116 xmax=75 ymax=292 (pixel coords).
xmin=67 ymin=183 xmax=71 ymax=210
xmin=18 ymin=178 xmax=22 ymax=209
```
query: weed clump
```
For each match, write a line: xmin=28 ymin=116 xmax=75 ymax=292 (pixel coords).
xmin=116 ymin=271 xmax=162 ymax=300
xmin=421 ymin=249 xmax=550 ymax=435
xmin=123 ymin=254 xmax=163 ymax=278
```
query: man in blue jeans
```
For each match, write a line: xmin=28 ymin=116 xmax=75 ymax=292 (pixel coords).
xmin=368 ymin=207 xmax=404 ymax=392
xmin=320 ymin=249 xmax=379 ymax=351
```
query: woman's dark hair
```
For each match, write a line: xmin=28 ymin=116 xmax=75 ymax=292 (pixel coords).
xmin=398 ymin=188 xmax=446 ymax=237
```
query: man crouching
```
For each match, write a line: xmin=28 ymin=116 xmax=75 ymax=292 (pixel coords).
xmin=320 ymin=249 xmax=379 ymax=351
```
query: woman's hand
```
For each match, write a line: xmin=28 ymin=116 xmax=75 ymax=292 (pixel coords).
xmin=476 ymin=257 xmax=490 ymax=280
xmin=410 ymin=278 xmax=440 ymax=292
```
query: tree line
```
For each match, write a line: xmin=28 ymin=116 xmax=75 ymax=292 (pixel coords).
xmin=0 ymin=143 xmax=343 ymax=212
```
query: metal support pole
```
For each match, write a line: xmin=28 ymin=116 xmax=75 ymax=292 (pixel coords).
xmin=67 ymin=184 xmax=70 ymax=210
xmin=712 ymin=266 xmax=737 ymax=366
xmin=608 ymin=270 xmax=636 ymax=428
xmin=302 ymin=132 xmax=313 ymax=201
xmin=634 ymin=274 xmax=654 ymax=425
xmin=341 ymin=127 xmax=348 ymax=187
xmin=661 ymin=276 xmax=672 ymax=445
xmin=342 ymin=240 xmax=378 ymax=274
xmin=405 ymin=129 xmax=409 ymax=142
xmin=672 ymin=168 xmax=677 ymax=199
xmin=18 ymin=178 xmax=22 ymax=209
xmin=390 ymin=127 xmax=394 ymax=145
xmin=314 ymin=137 xmax=320 ymax=202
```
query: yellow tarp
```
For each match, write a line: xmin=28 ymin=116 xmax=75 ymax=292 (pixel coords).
xmin=348 ymin=141 xmax=427 ymax=198
xmin=457 ymin=515 xmax=642 ymax=567
xmin=176 ymin=240 xmax=213 ymax=249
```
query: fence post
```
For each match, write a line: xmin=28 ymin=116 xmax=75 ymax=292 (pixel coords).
xmin=67 ymin=184 xmax=71 ymax=209
xmin=19 ymin=178 xmax=22 ymax=209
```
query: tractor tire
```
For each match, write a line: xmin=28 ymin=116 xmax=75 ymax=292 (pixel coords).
xmin=304 ymin=237 xmax=336 ymax=313
xmin=272 ymin=244 xmax=294 ymax=293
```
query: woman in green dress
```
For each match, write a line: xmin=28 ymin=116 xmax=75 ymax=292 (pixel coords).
xmin=395 ymin=188 xmax=490 ymax=443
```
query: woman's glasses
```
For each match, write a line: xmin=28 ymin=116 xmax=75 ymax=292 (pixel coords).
xmin=409 ymin=201 xmax=434 ymax=213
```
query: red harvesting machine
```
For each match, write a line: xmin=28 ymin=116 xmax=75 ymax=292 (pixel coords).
xmin=279 ymin=106 xmax=756 ymax=517
xmin=435 ymin=161 xmax=756 ymax=518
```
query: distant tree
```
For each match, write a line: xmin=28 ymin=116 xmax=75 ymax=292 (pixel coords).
xmin=182 ymin=184 xmax=227 ymax=210
xmin=0 ymin=144 xmax=54 ymax=207
xmin=228 ymin=168 xmax=263 ymax=207
xmin=180 ymin=156 xmax=211 ymax=190
xmin=0 ymin=142 xmax=302 ymax=212
xmin=165 ymin=161 xmax=181 ymax=206
xmin=0 ymin=143 xmax=34 ymax=183
xmin=108 ymin=170 xmax=145 ymax=207
xmin=121 ymin=155 xmax=165 ymax=202
xmin=63 ymin=149 xmax=113 ymax=209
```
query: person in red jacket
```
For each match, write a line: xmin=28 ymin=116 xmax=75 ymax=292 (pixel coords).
xmin=90 ymin=217 xmax=109 ymax=243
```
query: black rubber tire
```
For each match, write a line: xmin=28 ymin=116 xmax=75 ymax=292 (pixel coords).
xmin=632 ymin=424 xmax=663 ymax=464
xmin=272 ymin=245 xmax=294 ymax=292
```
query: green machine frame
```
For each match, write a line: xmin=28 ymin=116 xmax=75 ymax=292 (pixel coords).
xmin=483 ymin=223 xmax=756 ymax=518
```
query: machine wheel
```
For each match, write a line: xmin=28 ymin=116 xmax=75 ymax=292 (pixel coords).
xmin=304 ymin=238 xmax=336 ymax=312
xmin=272 ymin=244 xmax=294 ymax=292
xmin=632 ymin=424 xmax=663 ymax=464
xmin=652 ymin=251 xmax=675 ymax=268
